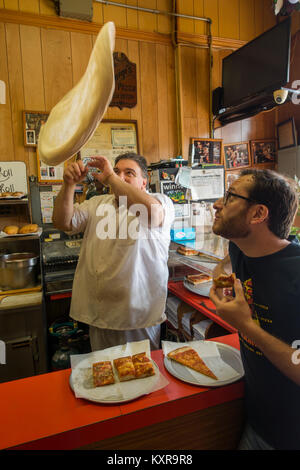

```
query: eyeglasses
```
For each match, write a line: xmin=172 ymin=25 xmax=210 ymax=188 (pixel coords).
xmin=223 ymin=190 xmax=256 ymax=206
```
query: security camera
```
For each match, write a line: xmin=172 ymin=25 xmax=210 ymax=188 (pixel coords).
xmin=273 ymin=89 xmax=288 ymax=104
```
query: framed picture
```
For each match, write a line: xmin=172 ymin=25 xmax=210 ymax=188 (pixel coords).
xmin=251 ymin=140 xmax=277 ymax=165
xmin=189 ymin=138 xmax=223 ymax=166
xmin=36 ymin=148 xmax=65 ymax=183
xmin=224 ymin=142 xmax=250 ymax=170
xmin=23 ymin=110 xmax=49 ymax=147
xmin=277 ymin=118 xmax=297 ymax=150
xmin=225 ymin=170 xmax=241 ymax=189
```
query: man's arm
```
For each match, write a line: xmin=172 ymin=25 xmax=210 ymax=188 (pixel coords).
xmin=210 ymin=278 xmax=300 ymax=386
xmin=52 ymin=161 xmax=88 ymax=231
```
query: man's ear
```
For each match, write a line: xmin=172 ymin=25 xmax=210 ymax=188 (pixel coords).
xmin=250 ymin=204 xmax=269 ymax=225
xmin=141 ymin=178 xmax=147 ymax=190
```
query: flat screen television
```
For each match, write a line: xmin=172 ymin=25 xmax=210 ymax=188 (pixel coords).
xmin=222 ymin=18 xmax=291 ymax=109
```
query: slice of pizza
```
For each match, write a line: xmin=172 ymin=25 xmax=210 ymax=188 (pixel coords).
xmin=113 ymin=356 xmax=136 ymax=382
xmin=186 ymin=273 xmax=212 ymax=285
xmin=92 ymin=361 xmax=115 ymax=387
xmin=167 ymin=346 xmax=217 ymax=380
xmin=177 ymin=246 xmax=198 ymax=256
xmin=132 ymin=352 xmax=156 ymax=379
xmin=213 ymin=273 xmax=236 ymax=288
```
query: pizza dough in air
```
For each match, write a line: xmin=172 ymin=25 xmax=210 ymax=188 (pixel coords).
xmin=38 ymin=21 xmax=115 ymax=166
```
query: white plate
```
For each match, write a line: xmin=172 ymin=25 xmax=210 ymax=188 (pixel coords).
xmin=0 ymin=227 xmax=42 ymax=238
xmin=164 ymin=342 xmax=244 ymax=388
xmin=183 ymin=278 xmax=212 ymax=297
xmin=69 ymin=360 xmax=160 ymax=404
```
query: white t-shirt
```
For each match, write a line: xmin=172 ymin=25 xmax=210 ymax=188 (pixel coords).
xmin=69 ymin=193 xmax=175 ymax=330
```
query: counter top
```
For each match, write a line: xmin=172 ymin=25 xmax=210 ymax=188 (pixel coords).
xmin=0 ymin=334 xmax=244 ymax=450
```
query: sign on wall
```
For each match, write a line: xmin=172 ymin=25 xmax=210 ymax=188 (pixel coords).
xmin=0 ymin=161 xmax=28 ymax=194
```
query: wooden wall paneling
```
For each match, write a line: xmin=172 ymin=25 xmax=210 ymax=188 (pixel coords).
xmin=137 ymin=0 xmax=157 ymax=33
xmin=5 ymin=23 xmax=27 ymax=166
xmin=103 ymin=0 xmax=127 ymax=28
xmin=195 ymin=47 xmax=210 ymax=138
xmin=126 ymin=0 xmax=138 ymax=30
xmin=92 ymin=1 xmax=104 ymax=25
xmin=220 ymin=120 xmax=243 ymax=144
xmin=20 ymin=25 xmax=45 ymax=110
xmin=239 ymin=0 xmax=255 ymax=41
xmin=180 ymin=45 xmax=197 ymax=158
xmin=20 ymin=24 xmax=45 ymax=176
xmin=177 ymin=0 xmax=194 ymax=35
xmin=39 ymin=0 xmax=56 ymax=16
xmin=70 ymin=32 xmax=93 ymax=87
xmin=0 ymin=22 xmax=14 ymax=161
xmin=166 ymin=43 xmax=177 ymax=158
xmin=156 ymin=43 xmax=170 ymax=160
xmin=157 ymin=0 xmax=172 ymax=35
xmin=127 ymin=39 xmax=143 ymax=155
xmin=218 ymin=0 xmax=240 ymax=40
xmin=241 ymin=117 xmax=257 ymax=142
xmin=4 ymin=0 xmax=18 ymax=10
xmin=204 ymin=0 xmax=219 ymax=38
xmin=139 ymin=40 xmax=159 ymax=162
xmin=19 ymin=0 xmax=39 ymax=15
xmin=41 ymin=28 xmax=72 ymax=110
xmin=194 ymin=0 xmax=206 ymax=37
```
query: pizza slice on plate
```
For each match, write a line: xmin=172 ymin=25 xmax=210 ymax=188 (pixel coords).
xmin=92 ymin=361 xmax=115 ymax=387
xmin=213 ymin=273 xmax=236 ymax=288
xmin=132 ymin=352 xmax=156 ymax=379
xmin=167 ymin=346 xmax=217 ymax=380
xmin=177 ymin=246 xmax=198 ymax=256
xmin=113 ymin=356 xmax=136 ymax=382
xmin=186 ymin=273 xmax=212 ymax=285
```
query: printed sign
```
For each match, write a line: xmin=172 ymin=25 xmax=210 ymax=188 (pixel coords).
xmin=160 ymin=181 xmax=188 ymax=204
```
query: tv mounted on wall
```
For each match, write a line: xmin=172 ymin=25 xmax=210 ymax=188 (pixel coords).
xmin=214 ymin=18 xmax=291 ymax=125
xmin=222 ymin=18 xmax=291 ymax=108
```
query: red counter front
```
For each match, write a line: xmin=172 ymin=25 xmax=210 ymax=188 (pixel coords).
xmin=0 ymin=334 xmax=244 ymax=450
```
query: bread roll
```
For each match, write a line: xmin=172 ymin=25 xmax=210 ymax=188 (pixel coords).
xmin=1 ymin=192 xmax=12 ymax=197
xmin=18 ymin=224 xmax=38 ymax=234
xmin=3 ymin=225 xmax=19 ymax=235
xmin=12 ymin=192 xmax=24 ymax=197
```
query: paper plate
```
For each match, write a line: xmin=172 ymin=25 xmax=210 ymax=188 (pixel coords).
xmin=69 ymin=360 xmax=160 ymax=404
xmin=164 ymin=342 xmax=244 ymax=388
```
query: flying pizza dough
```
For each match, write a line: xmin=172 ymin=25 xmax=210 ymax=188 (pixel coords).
xmin=38 ymin=21 xmax=116 ymax=166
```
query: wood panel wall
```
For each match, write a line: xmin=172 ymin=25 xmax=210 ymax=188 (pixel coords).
xmin=0 ymin=0 xmax=298 ymax=178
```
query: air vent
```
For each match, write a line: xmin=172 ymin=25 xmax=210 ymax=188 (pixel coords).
xmin=56 ymin=0 xmax=93 ymax=22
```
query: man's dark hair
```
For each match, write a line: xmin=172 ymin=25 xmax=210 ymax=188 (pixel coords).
xmin=240 ymin=168 xmax=298 ymax=239
xmin=114 ymin=152 xmax=148 ymax=179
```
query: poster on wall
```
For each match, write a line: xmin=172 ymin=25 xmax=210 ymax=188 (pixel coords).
xmin=79 ymin=119 xmax=138 ymax=164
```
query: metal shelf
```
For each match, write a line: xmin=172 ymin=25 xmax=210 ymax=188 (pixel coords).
xmin=0 ymin=199 xmax=28 ymax=205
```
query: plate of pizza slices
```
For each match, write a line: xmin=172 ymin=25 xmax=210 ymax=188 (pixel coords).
xmin=69 ymin=340 xmax=169 ymax=403
xmin=162 ymin=341 xmax=244 ymax=388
